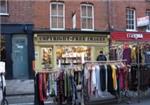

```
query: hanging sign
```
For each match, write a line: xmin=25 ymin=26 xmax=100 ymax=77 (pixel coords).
xmin=137 ymin=16 xmax=150 ymax=27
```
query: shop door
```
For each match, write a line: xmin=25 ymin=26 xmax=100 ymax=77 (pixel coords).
xmin=12 ymin=35 xmax=28 ymax=79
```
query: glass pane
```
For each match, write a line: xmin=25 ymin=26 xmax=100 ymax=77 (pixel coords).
xmin=88 ymin=18 xmax=92 ymax=29
xmin=51 ymin=17 xmax=57 ymax=28
xmin=41 ymin=47 xmax=53 ymax=69
xmin=51 ymin=4 xmax=57 ymax=15
xmin=0 ymin=0 xmax=7 ymax=13
xmin=82 ymin=18 xmax=86 ymax=29
xmin=58 ymin=17 xmax=63 ymax=28
xmin=58 ymin=4 xmax=63 ymax=16
xmin=81 ymin=6 xmax=86 ymax=17
xmin=88 ymin=6 xmax=92 ymax=17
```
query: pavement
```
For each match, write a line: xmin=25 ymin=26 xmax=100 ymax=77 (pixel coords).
xmin=3 ymin=79 xmax=150 ymax=105
xmin=6 ymin=79 xmax=34 ymax=96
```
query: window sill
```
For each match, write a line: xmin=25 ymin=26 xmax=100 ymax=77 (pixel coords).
xmin=81 ymin=29 xmax=94 ymax=31
xmin=0 ymin=13 xmax=9 ymax=16
xmin=146 ymin=30 xmax=150 ymax=32
xmin=126 ymin=29 xmax=137 ymax=32
xmin=50 ymin=28 xmax=65 ymax=30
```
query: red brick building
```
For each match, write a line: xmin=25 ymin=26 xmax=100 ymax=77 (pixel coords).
xmin=0 ymin=0 xmax=150 ymax=78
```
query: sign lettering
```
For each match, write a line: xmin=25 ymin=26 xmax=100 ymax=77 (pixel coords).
xmin=127 ymin=33 xmax=143 ymax=39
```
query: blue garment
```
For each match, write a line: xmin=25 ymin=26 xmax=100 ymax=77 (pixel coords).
xmin=144 ymin=51 xmax=150 ymax=64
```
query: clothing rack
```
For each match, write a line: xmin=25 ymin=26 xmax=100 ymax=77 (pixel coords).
xmin=34 ymin=70 xmax=59 ymax=105
xmin=34 ymin=67 xmax=83 ymax=105
xmin=81 ymin=60 xmax=129 ymax=105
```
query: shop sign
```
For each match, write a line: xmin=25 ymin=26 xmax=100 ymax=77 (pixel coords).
xmin=137 ymin=16 xmax=150 ymax=27
xmin=36 ymin=35 xmax=107 ymax=43
xmin=111 ymin=32 xmax=150 ymax=41
xmin=127 ymin=33 xmax=143 ymax=39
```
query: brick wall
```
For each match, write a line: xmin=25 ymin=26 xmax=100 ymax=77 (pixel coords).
xmin=1 ymin=0 xmax=150 ymax=32
xmin=1 ymin=0 xmax=33 ymax=24
xmin=33 ymin=0 xmax=109 ymax=31
xmin=110 ymin=0 xmax=150 ymax=31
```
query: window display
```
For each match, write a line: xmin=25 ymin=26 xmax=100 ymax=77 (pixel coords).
xmin=41 ymin=47 xmax=53 ymax=69
xmin=56 ymin=46 xmax=91 ymax=67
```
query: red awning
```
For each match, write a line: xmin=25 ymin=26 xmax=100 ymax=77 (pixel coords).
xmin=111 ymin=32 xmax=150 ymax=41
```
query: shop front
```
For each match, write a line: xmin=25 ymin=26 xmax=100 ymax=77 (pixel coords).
xmin=34 ymin=31 xmax=110 ymax=71
xmin=111 ymin=31 xmax=150 ymax=91
xmin=1 ymin=24 xmax=34 ymax=79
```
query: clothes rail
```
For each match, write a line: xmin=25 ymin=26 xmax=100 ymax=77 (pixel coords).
xmin=84 ymin=60 xmax=127 ymax=64
xmin=82 ymin=60 xmax=129 ymax=105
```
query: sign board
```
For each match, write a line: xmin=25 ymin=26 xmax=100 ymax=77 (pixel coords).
xmin=0 ymin=61 xmax=5 ymax=73
xmin=111 ymin=32 xmax=150 ymax=41
xmin=137 ymin=16 xmax=150 ymax=27
xmin=127 ymin=33 xmax=143 ymax=39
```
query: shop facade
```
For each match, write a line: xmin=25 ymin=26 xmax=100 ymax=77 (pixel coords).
xmin=34 ymin=31 xmax=110 ymax=71
xmin=111 ymin=31 xmax=150 ymax=91
xmin=1 ymin=24 xmax=34 ymax=79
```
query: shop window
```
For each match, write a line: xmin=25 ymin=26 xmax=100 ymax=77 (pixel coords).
xmin=146 ymin=10 xmax=150 ymax=32
xmin=56 ymin=46 xmax=91 ymax=67
xmin=0 ymin=35 xmax=6 ymax=62
xmin=50 ymin=2 xmax=65 ymax=30
xmin=0 ymin=0 xmax=8 ymax=15
xmin=41 ymin=47 xmax=53 ymax=69
xmin=126 ymin=8 xmax=136 ymax=31
xmin=81 ymin=4 xmax=94 ymax=31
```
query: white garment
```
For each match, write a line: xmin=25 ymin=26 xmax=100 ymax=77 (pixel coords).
xmin=91 ymin=66 xmax=96 ymax=92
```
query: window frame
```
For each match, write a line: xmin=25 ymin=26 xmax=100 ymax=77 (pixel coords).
xmin=146 ymin=10 xmax=150 ymax=32
xmin=50 ymin=2 xmax=65 ymax=30
xmin=0 ymin=0 xmax=9 ymax=15
xmin=80 ymin=4 xmax=94 ymax=31
xmin=126 ymin=8 xmax=136 ymax=32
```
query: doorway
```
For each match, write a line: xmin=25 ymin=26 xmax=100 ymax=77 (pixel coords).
xmin=12 ymin=35 xmax=28 ymax=79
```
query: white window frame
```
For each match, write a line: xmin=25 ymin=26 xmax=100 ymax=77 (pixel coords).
xmin=146 ymin=10 xmax=150 ymax=32
xmin=80 ymin=4 xmax=94 ymax=31
xmin=0 ymin=0 xmax=9 ymax=15
xmin=50 ymin=2 xmax=65 ymax=30
xmin=126 ymin=8 xmax=136 ymax=32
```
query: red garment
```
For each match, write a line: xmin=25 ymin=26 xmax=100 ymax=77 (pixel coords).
xmin=38 ymin=73 xmax=47 ymax=101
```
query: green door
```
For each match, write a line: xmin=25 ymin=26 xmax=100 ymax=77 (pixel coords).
xmin=12 ymin=35 xmax=28 ymax=79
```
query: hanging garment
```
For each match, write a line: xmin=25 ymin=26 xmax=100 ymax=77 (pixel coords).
xmin=123 ymin=48 xmax=131 ymax=64
xmin=111 ymin=65 xmax=118 ymax=90
xmin=104 ymin=65 xmax=108 ymax=91
xmin=56 ymin=72 xmax=65 ymax=104
xmin=109 ymin=49 xmax=117 ymax=60
xmin=100 ymin=65 xmax=106 ymax=91
xmin=131 ymin=47 xmax=137 ymax=63
xmin=38 ymin=73 xmax=47 ymax=102
xmin=91 ymin=66 xmax=96 ymax=95
xmin=95 ymin=65 xmax=102 ymax=96
xmin=117 ymin=48 xmax=123 ymax=60
xmin=144 ymin=51 xmax=150 ymax=65
xmin=107 ymin=65 xmax=115 ymax=95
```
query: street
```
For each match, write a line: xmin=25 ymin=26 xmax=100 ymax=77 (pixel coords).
xmin=6 ymin=94 xmax=150 ymax=105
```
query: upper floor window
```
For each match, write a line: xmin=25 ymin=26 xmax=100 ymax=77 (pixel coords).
xmin=50 ymin=2 xmax=65 ymax=30
xmin=81 ymin=4 xmax=94 ymax=31
xmin=0 ymin=0 xmax=8 ymax=15
xmin=126 ymin=8 xmax=136 ymax=31
xmin=146 ymin=10 xmax=150 ymax=32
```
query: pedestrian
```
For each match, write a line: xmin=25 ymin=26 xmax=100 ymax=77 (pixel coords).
xmin=96 ymin=51 xmax=107 ymax=61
